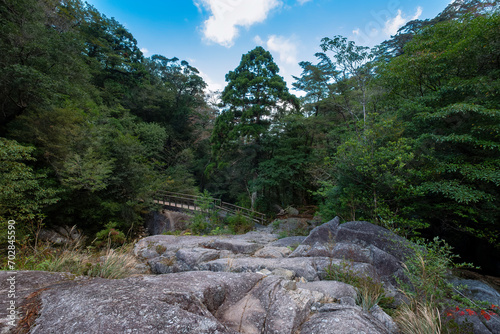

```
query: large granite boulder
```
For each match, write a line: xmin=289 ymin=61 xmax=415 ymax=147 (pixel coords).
xmin=300 ymin=217 xmax=340 ymax=246
xmin=287 ymin=217 xmax=414 ymax=285
xmin=1 ymin=270 xmax=395 ymax=334
xmin=334 ymin=221 xmax=414 ymax=261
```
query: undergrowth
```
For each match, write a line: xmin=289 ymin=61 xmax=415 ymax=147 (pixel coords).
xmin=324 ymin=237 xmax=497 ymax=334
xmin=324 ymin=260 xmax=388 ymax=312
xmin=395 ymin=237 xmax=492 ymax=334
xmin=1 ymin=229 xmax=140 ymax=279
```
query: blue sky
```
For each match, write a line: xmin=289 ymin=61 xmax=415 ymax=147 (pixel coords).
xmin=85 ymin=0 xmax=453 ymax=94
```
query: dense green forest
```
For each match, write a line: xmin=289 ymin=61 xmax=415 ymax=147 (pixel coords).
xmin=1 ymin=0 xmax=499 ymax=272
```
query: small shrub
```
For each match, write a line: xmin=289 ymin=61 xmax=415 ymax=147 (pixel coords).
xmin=394 ymin=237 xmax=481 ymax=333
xmin=397 ymin=237 xmax=477 ymax=306
xmin=36 ymin=249 xmax=91 ymax=273
xmin=226 ymin=212 xmax=253 ymax=234
xmin=95 ymin=222 xmax=126 ymax=248
xmin=271 ymin=220 xmax=281 ymax=229
xmin=189 ymin=214 xmax=211 ymax=234
xmin=34 ymin=244 xmax=139 ymax=279
xmin=209 ymin=226 xmax=232 ymax=235
xmin=189 ymin=190 xmax=221 ymax=234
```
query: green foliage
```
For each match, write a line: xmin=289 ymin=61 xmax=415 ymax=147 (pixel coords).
xmin=225 ymin=213 xmax=254 ymax=234
xmin=316 ymin=115 xmax=428 ymax=236
xmin=393 ymin=237 xmax=488 ymax=333
xmin=378 ymin=13 xmax=500 ymax=246
xmin=189 ymin=190 xmax=220 ymax=235
xmin=324 ymin=260 xmax=360 ymax=284
xmin=0 ymin=138 xmax=59 ymax=245
xmin=398 ymin=237 xmax=478 ymax=306
xmin=209 ymin=46 xmax=299 ymax=207
xmin=254 ymin=115 xmax=314 ymax=209
xmin=94 ymin=222 xmax=126 ymax=248
xmin=311 ymin=12 xmax=500 ymax=251
xmin=0 ymin=0 xmax=209 ymax=244
xmin=61 ymin=147 xmax=114 ymax=192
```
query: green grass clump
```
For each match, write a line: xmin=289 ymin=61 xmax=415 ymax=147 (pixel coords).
xmin=324 ymin=260 xmax=386 ymax=311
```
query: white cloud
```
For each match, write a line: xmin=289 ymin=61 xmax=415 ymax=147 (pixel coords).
xmin=198 ymin=69 xmax=224 ymax=93
xmin=383 ymin=9 xmax=406 ymax=36
xmin=265 ymin=35 xmax=298 ymax=65
xmin=412 ymin=6 xmax=423 ymax=20
xmin=254 ymin=35 xmax=264 ymax=45
xmin=140 ymin=48 xmax=150 ymax=56
xmin=197 ymin=0 xmax=281 ymax=47
xmin=383 ymin=6 xmax=423 ymax=36
xmin=352 ymin=28 xmax=360 ymax=36
xmin=297 ymin=0 xmax=312 ymax=4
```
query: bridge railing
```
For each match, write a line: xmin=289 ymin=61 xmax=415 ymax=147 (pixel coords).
xmin=154 ymin=191 xmax=266 ymax=225
xmin=217 ymin=201 xmax=266 ymax=225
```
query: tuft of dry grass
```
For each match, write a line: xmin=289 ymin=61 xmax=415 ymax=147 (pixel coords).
xmin=36 ymin=244 xmax=141 ymax=279
xmin=394 ymin=301 xmax=442 ymax=334
xmin=88 ymin=247 xmax=141 ymax=279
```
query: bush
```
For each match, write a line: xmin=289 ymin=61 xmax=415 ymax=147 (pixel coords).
xmin=394 ymin=237 xmax=480 ymax=333
xmin=225 ymin=212 xmax=253 ymax=234
xmin=94 ymin=222 xmax=126 ymax=248
xmin=189 ymin=190 xmax=221 ymax=234
xmin=397 ymin=237 xmax=475 ymax=306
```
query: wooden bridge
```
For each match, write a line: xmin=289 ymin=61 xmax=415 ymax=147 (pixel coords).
xmin=153 ymin=191 xmax=267 ymax=225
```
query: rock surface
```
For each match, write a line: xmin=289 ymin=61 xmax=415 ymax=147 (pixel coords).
xmin=5 ymin=217 xmax=499 ymax=333
xmin=1 ymin=270 xmax=394 ymax=334
xmin=145 ymin=210 xmax=191 ymax=234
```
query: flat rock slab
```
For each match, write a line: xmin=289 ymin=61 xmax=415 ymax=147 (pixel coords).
xmin=0 ymin=271 xmax=78 ymax=333
xmin=202 ymin=239 xmax=263 ymax=255
xmin=254 ymin=246 xmax=292 ymax=258
xmin=135 ymin=235 xmax=218 ymax=260
xmin=231 ymin=231 xmax=279 ymax=245
xmin=199 ymin=257 xmax=376 ymax=282
xmin=270 ymin=236 xmax=306 ymax=248
xmin=300 ymin=304 xmax=389 ymax=334
xmin=297 ymin=281 xmax=357 ymax=301
xmin=199 ymin=257 xmax=331 ymax=281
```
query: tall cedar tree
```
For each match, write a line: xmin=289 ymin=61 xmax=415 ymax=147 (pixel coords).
xmin=209 ymin=46 xmax=298 ymax=207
